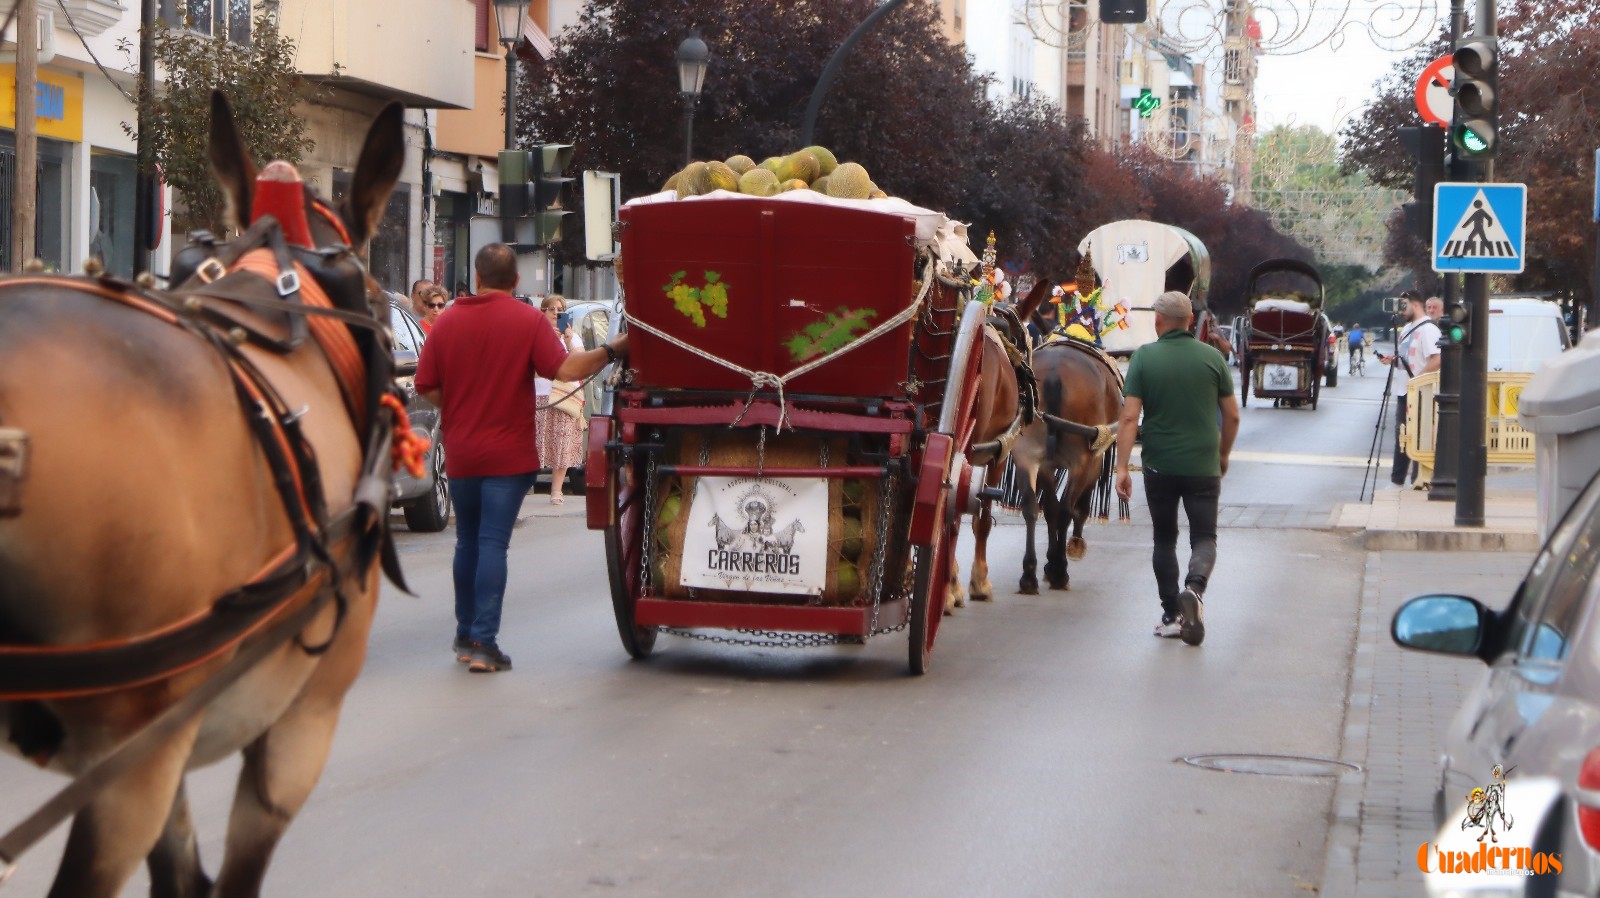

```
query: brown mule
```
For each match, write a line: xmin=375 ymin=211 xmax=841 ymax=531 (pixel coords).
xmin=0 ymin=94 xmax=405 ymax=898
xmin=954 ymin=280 xmax=1050 ymax=610
xmin=1009 ymin=338 xmax=1124 ymax=594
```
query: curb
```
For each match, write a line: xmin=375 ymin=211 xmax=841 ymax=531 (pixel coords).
xmin=1359 ymin=527 xmax=1539 ymax=552
xmin=1320 ymin=551 xmax=1384 ymax=898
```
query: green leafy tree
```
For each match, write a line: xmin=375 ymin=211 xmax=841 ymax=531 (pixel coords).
xmin=122 ymin=10 xmax=318 ymax=235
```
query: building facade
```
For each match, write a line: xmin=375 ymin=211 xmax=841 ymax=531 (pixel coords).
xmin=1 ymin=3 xmax=144 ymax=276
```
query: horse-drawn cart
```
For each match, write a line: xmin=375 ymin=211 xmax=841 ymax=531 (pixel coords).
xmin=1240 ymin=258 xmax=1331 ymax=409
xmin=585 ymin=195 xmax=988 ymax=674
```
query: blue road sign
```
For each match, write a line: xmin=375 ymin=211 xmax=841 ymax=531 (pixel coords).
xmin=1432 ymin=182 xmax=1527 ymax=274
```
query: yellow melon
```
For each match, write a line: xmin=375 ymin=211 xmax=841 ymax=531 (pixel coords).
xmin=826 ymin=162 xmax=872 ymax=199
xmin=738 ymin=168 xmax=781 ymax=197
xmin=724 ymin=155 xmax=756 ymax=175
xmin=706 ymin=160 xmax=740 ymax=193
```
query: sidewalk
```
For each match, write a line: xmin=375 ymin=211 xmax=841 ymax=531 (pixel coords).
xmin=1331 ymin=487 xmax=1538 ymax=551
xmin=1319 ymin=548 xmax=1533 ymax=898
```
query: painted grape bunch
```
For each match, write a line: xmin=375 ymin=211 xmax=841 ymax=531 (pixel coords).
xmin=664 ymin=270 xmax=729 ymax=328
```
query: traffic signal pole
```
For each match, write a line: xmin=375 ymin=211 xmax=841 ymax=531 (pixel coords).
xmin=1429 ymin=0 xmax=1469 ymax=503
xmin=1455 ymin=0 xmax=1497 ymax=528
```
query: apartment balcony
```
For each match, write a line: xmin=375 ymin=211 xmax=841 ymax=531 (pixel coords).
xmin=277 ymin=0 xmax=476 ymax=109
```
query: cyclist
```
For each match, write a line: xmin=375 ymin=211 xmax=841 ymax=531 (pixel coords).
xmin=1347 ymin=322 xmax=1366 ymax=374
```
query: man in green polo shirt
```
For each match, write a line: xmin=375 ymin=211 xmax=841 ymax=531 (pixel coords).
xmin=1114 ymin=291 xmax=1240 ymax=646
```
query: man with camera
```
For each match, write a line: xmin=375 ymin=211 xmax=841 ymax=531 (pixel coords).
xmin=1376 ymin=291 xmax=1441 ymax=488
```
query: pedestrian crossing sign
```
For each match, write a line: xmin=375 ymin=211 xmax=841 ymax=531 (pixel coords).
xmin=1432 ymin=182 xmax=1527 ymax=274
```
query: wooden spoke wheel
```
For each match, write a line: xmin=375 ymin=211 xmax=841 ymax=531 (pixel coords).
xmin=604 ymin=457 xmax=657 ymax=660
xmin=908 ymin=513 xmax=952 ymax=676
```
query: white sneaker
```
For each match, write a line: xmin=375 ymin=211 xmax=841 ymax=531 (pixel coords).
xmin=1178 ymin=588 xmax=1205 ymax=646
xmin=1153 ymin=617 xmax=1182 ymax=638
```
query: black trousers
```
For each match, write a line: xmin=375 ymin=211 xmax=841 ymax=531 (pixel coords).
xmin=1391 ymin=394 xmax=1413 ymax=485
xmin=1144 ymin=470 xmax=1221 ymax=618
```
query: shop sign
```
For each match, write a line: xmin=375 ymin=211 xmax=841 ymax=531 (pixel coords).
xmin=0 ymin=64 xmax=84 ymax=143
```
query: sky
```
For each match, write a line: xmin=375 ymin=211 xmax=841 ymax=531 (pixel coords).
xmin=1250 ymin=0 xmax=1450 ymax=138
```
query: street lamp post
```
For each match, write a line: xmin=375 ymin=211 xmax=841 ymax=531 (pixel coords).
xmin=494 ymin=0 xmax=530 ymax=149
xmin=675 ymin=30 xmax=709 ymax=167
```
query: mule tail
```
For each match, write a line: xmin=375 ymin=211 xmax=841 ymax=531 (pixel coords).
xmin=999 ymin=457 xmax=1067 ymax=511
xmin=1091 ymin=442 xmax=1129 ymax=521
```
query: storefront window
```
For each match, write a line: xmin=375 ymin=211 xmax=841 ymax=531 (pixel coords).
xmin=333 ymin=170 xmax=411 ymax=294
xmin=0 ymin=134 xmax=71 ymax=272
xmin=90 ymin=151 xmax=137 ymax=278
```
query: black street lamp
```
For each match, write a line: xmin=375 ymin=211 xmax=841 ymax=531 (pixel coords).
xmin=495 ymin=0 xmax=530 ymax=148
xmin=675 ymin=29 xmax=710 ymax=167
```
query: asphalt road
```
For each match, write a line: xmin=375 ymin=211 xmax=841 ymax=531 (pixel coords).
xmin=3 ymin=356 xmax=1404 ymax=897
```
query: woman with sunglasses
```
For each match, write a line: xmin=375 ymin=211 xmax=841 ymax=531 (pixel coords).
xmin=418 ymin=286 xmax=449 ymax=334
xmin=534 ymin=294 xmax=585 ymax=504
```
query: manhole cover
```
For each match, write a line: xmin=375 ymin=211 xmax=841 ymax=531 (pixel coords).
xmin=1181 ymin=753 xmax=1361 ymax=777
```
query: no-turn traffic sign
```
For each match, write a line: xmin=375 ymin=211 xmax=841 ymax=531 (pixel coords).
xmin=1415 ymin=54 xmax=1454 ymax=127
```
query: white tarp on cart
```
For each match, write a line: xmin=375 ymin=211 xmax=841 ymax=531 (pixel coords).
xmin=1077 ymin=220 xmax=1199 ymax=355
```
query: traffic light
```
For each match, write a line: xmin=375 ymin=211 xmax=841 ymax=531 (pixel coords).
xmin=496 ymin=149 xmax=533 ymax=222
xmin=533 ymin=143 xmax=575 ymax=245
xmin=1100 ymin=0 xmax=1147 ymax=23
xmin=1451 ymin=36 xmax=1499 ymax=159
xmin=1397 ymin=124 xmax=1445 ymax=242
xmin=1445 ymin=299 xmax=1471 ymax=345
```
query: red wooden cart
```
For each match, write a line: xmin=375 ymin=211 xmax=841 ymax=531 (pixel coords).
xmin=585 ymin=197 xmax=989 ymax=674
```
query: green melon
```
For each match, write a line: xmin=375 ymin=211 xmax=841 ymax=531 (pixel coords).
xmin=800 ymin=145 xmax=839 ymax=176
xmin=826 ymin=162 xmax=872 ymax=200
xmin=705 ymin=160 xmax=740 ymax=193
xmin=738 ymin=168 xmax=781 ymax=197
xmin=724 ymin=155 xmax=756 ymax=175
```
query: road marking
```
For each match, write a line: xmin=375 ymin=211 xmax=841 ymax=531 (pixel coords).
xmin=1231 ymin=450 xmax=1372 ymax=468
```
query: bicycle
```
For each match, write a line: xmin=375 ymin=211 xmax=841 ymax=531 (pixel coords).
xmin=1349 ymin=347 xmax=1366 ymax=377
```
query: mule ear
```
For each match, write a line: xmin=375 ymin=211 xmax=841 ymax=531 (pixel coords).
xmin=342 ymin=102 xmax=407 ymax=247
xmin=208 ymin=91 xmax=256 ymax=231
xmin=1015 ymin=279 xmax=1051 ymax=323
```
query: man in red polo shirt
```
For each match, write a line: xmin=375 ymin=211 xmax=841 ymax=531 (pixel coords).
xmin=416 ymin=243 xmax=625 ymax=673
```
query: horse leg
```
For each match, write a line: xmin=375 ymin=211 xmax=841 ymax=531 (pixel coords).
xmin=1066 ymin=474 xmax=1093 ymax=561
xmin=147 ymin=781 xmax=213 ymax=898
xmin=213 ymin=586 xmax=376 ymax=898
xmin=47 ymin=718 xmax=202 ymax=898
xmin=1042 ymin=470 xmax=1070 ymax=591
xmin=969 ymin=464 xmax=1001 ymax=602
xmin=946 ymin=552 xmax=964 ymax=615
xmin=1019 ymin=479 xmax=1040 ymax=595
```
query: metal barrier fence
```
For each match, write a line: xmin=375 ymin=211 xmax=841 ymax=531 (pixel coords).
xmin=1402 ymin=371 xmax=1535 ymax=481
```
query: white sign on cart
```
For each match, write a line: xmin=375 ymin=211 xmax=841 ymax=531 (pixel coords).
xmin=680 ymin=477 xmax=830 ymax=596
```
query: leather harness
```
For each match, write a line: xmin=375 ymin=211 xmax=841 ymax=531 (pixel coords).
xmin=0 ymin=213 xmax=409 ymax=701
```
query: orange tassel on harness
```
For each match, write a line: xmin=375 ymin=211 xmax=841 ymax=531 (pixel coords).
xmin=380 ymin=393 xmax=431 ymax=479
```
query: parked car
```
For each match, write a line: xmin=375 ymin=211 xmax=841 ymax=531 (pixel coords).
xmin=1392 ymin=466 xmax=1600 ymax=895
xmin=388 ymin=298 xmax=450 ymax=531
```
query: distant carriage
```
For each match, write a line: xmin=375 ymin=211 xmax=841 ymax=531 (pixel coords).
xmin=1240 ymin=258 xmax=1333 ymax=410
xmin=1075 ymin=220 xmax=1219 ymax=357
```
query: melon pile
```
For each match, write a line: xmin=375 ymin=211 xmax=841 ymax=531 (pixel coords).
xmin=664 ymin=146 xmax=889 ymax=201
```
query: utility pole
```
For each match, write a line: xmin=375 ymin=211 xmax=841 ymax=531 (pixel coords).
xmin=1429 ymin=0 xmax=1470 ymax=503
xmin=1455 ymin=0 xmax=1498 ymax=528
xmin=12 ymin=0 xmax=38 ymax=272
xmin=132 ymin=0 xmax=157 ymax=276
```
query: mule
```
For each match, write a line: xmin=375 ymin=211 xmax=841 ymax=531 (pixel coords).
xmin=0 ymin=92 xmax=405 ymax=898
xmin=958 ymin=281 xmax=1049 ymax=607
xmin=1009 ymin=337 xmax=1124 ymax=594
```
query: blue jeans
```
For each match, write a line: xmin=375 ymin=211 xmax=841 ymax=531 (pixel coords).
xmin=451 ymin=472 xmax=535 ymax=646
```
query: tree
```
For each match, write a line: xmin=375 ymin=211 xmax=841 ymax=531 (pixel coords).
xmin=123 ymin=10 xmax=317 ymax=235
xmin=520 ymin=0 xmax=1125 ymax=276
xmin=1340 ymin=1 xmax=1600 ymax=302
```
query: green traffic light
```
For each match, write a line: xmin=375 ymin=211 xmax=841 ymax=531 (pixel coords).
xmin=1458 ymin=128 xmax=1488 ymax=154
xmin=1449 ymin=325 xmax=1465 ymax=343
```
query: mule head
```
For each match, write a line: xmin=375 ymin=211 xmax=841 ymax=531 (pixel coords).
xmin=208 ymin=91 xmax=406 ymax=257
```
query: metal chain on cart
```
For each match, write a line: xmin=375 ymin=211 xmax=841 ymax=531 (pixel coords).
xmin=865 ymin=467 xmax=906 ymax=636
xmin=639 ymin=451 xmax=658 ymax=597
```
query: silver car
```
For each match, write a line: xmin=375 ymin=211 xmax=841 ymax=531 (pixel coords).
xmin=1392 ymin=468 xmax=1600 ymax=896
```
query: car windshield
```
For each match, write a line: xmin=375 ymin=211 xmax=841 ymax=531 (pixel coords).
xmin=1506 ymin=471 xmax=1600 ymax=661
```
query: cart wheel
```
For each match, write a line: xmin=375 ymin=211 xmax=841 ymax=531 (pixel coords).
xmin=1239 ymin=363 xmax=1250 ymax=408
xmin=604 ymin=468 xmax=656 ymax=660
xmin=1311 ymin=378 xmax=1321 ymax=411
xmin=909 ymin=523 xmax=951 ymax=676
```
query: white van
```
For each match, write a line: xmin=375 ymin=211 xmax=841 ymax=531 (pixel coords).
xmin=1488 ymin=298 xmax=1570 ymax=372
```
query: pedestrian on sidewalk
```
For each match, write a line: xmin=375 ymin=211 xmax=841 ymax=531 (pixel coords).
xmin=534 ymin=294 xmax=586 ymax=506
xmin=1376 ymin=292 xmax=1441 ymax=487
xmin=416 ymin=243 xmax=626 ymax=673
xmin=1114 ymin=291 xmax=1240 ymax=646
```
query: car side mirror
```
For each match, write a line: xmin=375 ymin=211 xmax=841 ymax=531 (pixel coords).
xmin=394 ymin=348 xmax=419 ymax=378
xmin=1392 ymin=594 xmax=1492 ymax=658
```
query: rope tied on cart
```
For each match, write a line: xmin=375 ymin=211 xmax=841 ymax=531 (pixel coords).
xmin=624 ymin=255 xmax=939 ymax=433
